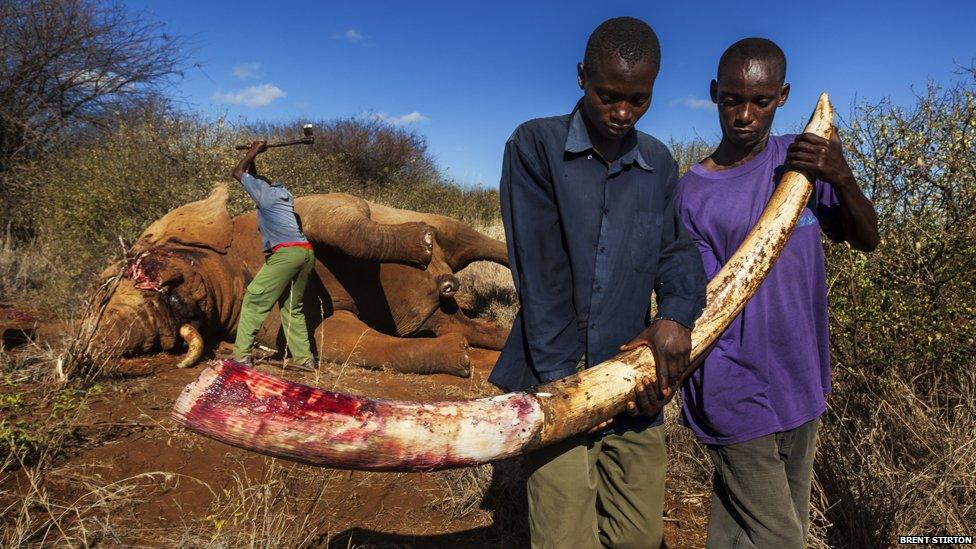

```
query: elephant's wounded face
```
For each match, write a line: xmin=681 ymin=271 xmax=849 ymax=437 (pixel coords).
xmin=94 ymin=250 xmax=209 ymax=356
xmin=93 ymin=182 xmax=234 ymax=356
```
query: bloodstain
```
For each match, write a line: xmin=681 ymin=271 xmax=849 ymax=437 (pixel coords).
xmin=177 ymin=361 xmax=544 ymax=471
xmin=186 ymin=360 xmax=374 ymax=429
xmin=126 ymin=250 xmax=174 ymax=292
xmin=511 ymin=394 xmax=539 ymax=423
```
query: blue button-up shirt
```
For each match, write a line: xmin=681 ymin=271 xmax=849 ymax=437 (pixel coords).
xmin=490 ymin=103 xmax=707 ymax=428
xmin=240 ymin=172 xmax=309 ymax=252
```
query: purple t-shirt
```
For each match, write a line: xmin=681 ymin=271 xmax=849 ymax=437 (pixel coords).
xmin=675 ymin=134 xmax=844 ymax=446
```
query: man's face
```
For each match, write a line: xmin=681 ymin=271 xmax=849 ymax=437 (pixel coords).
xmin=578 ymin=55 xmax=656 ymax=143
xmin=710 ymin=58 xmax=789 ymax=149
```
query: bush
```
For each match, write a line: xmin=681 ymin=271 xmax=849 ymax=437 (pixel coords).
xmin=669 ymin=136 xmax=713 ymax=176
xmin=815 ymin=69 xmax=976 ymax=546
xmin=0 ymin=0 xmax=183 ymax=237
xmin=22 ymin=108 xmax=234 ymax=307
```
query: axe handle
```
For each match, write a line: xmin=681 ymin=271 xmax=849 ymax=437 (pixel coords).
xmin=235 ymin=137 xmax=314 ymax=150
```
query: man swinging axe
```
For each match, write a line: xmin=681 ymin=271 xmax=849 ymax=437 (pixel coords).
xmin=231 ymin=127 xmax=317 ymax=371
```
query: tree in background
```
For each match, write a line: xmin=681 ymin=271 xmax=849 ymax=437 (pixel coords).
xmin=0 ymin=0 xmax=183 ymax=234
xmin=668 ymin=136 xmax=713 ymax=176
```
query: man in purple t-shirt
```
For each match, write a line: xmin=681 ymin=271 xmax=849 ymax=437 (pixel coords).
xmin=675 ymin=38 xmax=879 ymax=548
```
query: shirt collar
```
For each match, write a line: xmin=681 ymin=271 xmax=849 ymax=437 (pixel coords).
xmin=564 ymin=100 xmax=653 ymax=172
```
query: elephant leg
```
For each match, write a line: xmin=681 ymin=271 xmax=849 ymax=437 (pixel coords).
xmin=314 ymin=310 xmax=471 ymax=377
xmin=365 ymin=203 xmax=508 ymax=271
xmin=296 ymin=195 xmax=435 ymax=268
xmin=421 ymin=307 xmax=509 ymax=351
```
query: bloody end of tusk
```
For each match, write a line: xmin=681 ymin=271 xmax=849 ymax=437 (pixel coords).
xmin=172 ymin=359 xmax=541 ymax=470
xmin=175 ymin=323 xmax=204 ymax=369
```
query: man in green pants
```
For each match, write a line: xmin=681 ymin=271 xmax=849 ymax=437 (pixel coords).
xmin=231 ymin=140 xmax=316 ymax=371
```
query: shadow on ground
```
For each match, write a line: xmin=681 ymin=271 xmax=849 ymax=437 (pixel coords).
xmin=326 ymin=460 xmax=529 ymax=548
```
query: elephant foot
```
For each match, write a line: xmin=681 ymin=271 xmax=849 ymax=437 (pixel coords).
xmin=421 ymin=308 xmax=510 ymax=351
xmin=399 ymin=221 xmax=435 ymax=269
xmin=436 ymin=274 xmax=460 ymax=298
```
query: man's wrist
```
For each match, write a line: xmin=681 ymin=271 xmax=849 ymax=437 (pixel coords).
xmin=652 ymin=315 xmax=693 ymax=331
xmin=828 ymin=169 xmax=856 ymax=193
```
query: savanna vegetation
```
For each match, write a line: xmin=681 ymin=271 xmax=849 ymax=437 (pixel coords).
xmin=1 ymin=0 xmax=973 ymax=546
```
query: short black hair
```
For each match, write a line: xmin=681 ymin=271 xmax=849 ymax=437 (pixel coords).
xmin=717 ymin=37 xmax=787 ymax=83
xmin=583 ymin=17 xmax=661 ymax=75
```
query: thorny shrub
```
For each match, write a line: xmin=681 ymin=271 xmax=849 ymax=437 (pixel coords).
xmin=815 ymin=69 xmax=976 ymax=546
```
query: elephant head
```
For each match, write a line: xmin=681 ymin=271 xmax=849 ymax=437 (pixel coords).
xmin=91 ymin=184 xmax=234 ymax=366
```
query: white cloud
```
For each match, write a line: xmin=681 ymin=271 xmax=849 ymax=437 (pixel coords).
xmin=232 ymin=62 xmax=261 ymax=80
xmin=213 ymin=84 xmax=286 ymax=107
xmin=332 ymin=28 xmax=363 ymax=42
xmin=365 ymin=110 xmax=429 ymax=126
xmin=65 ymin=69 xmax=135 ymax=92
xmin=673 ymin=96 xmax=714 ymax=110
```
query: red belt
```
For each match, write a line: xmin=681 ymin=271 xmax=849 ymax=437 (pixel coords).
xmin=270 ymin=241 xmax=313 ymax=252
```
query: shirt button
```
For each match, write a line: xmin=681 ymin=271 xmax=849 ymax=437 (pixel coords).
xmin=603 ymin=208 xmax=609 ymax=215
xmin=595 ymin=286 xmax=602 ymax=292
xmin=587 ymin=154 xmax=593 ymax=160
xmin=590 ymin=323 xmax=596 ymax=329
xmin=599 ymin=246 xmax=606 ymax=253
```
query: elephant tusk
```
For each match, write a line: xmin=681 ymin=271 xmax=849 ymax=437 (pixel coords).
xmin=175 ymin=323 xmax=204 ymax=369
xmin=172 ymin=94 xmax=835 ymax=471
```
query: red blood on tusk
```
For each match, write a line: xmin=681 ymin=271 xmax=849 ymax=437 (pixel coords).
xmin=173 ymin=359 xmax=545 ymax=471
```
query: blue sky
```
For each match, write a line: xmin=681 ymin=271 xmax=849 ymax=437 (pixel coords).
xmin=126 ymin=0 xmax=974 ymax=189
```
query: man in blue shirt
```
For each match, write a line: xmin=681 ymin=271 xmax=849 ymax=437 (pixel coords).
xmin=489 ymin=17 xmax=707 ymax=548
xmin=232 ymin=140 xmax=316 ymax=372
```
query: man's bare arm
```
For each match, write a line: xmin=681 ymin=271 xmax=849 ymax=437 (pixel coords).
xmin=787 ymin=132 xmax=880 ymax=252
xmin=232 ymin=140 xmax=268 ymax=182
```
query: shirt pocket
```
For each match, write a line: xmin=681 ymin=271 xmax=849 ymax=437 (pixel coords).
xmin=631 ymin=211 xmax=663 ymax=273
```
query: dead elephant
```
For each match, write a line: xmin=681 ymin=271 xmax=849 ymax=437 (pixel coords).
xmin=91 ymin=183 xmax=510 ymax=376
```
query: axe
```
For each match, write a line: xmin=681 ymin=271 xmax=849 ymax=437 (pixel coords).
xmin=235 ymin=124 xmax=314 ymax=150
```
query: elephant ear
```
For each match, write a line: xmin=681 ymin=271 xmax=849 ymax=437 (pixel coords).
xmin=133 ymin=183 xmax=234 ymax=254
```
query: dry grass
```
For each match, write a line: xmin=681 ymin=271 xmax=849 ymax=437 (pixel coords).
xmin=663 ymin=402 xmax=712 ymax=541
xmin=0 ymin=226 xmax=52 ymax=302
xmin=1 ymin=466 xmax=195 ymax=547
xmin=179 ymin=458 xmax=342 ymax=548
xmin=812 ymin=366 xmax=976 ymax=548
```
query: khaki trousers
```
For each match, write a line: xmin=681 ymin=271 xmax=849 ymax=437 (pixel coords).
xmin=523 ymin=424 xmax=667 ymax=549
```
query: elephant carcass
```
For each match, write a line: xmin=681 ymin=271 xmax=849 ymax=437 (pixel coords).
xmin=90 ymin=187 xmax=510 ymax=377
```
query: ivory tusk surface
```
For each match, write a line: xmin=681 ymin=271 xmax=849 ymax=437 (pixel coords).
xmin=172 ymin=94 xmax=835 ymax=471
xmin=175 ymin=323 xmax=204 ymax=369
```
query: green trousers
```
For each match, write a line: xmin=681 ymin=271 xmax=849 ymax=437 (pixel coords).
xmin=523 ymin=424 xmax=667 ymax=549
xmin=234 ymin=246 xmax=315 ymax=362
